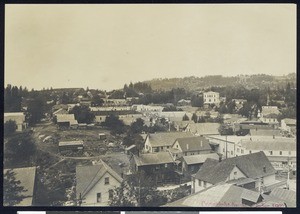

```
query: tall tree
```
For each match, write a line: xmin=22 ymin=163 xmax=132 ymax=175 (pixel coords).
xmin=4 ymin=120 xmax=17 ymax=137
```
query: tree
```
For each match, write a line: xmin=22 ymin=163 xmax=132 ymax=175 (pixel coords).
xmin=191 ymin=113 xmax=198 ymax=123
xmin=182 ymin=114 xmax=189 ymax=121
xmin=70 ymin=105 xmax=95 ymax=124
xmin=4 ymin=120 xmax=17 ymax=137
xmin=130 ymin=118 xmax=145 ymax=134
xmin=218 ymin=124 xmax=234 ymax=135
xmin=4 ymin=132 xmax=36 ymax=167
xmin=110 ymin=171 xmax=168 ymax=207
xmin=104 ymin=114 xmax=126 ymax=135
xmin=191 ymin=94 xmax=203 ymax=107
xmin=27 ymin=97 xmax=45 ymax=125
xmin=91 ymin=95 xmax=104 ymax=107
xmin=3 ymin=169 xmax=27 ymax=206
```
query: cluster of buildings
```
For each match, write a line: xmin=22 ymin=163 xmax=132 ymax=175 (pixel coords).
xmin=3 ymin=90 xmax=297 ymax=207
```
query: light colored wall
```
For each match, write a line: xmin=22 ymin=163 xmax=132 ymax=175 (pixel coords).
xmin=82 ymin=171 xmax=121 ymax=206
xmin=194 ymin=178 xmax=213 ymax=193
xmin=144 ymin=136 xmax=152 ymax=153
xmin=226 ymin=166 xmax=247 ymax=181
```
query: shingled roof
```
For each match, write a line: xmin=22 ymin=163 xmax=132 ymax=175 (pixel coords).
xmin=194 ymin=152 xmax=275 ymax=184
xmin=134 ymin=152 xmax=174 ymax=166
xmin=147 ymin=132 xmax=193 ymax=147
xmin=76 ymin=160 xmax=123 ymax=199
xmin=175 ymin=136 xmax=212 ymax=152
xmin=241 ymin=139 xmax=296 ymax=151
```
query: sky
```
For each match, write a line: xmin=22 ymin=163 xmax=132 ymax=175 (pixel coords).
xmin=5 ymin=4 xmax=296 ymax=91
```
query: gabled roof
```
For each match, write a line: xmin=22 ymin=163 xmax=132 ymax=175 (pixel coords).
xmin=269 ymin=187 xmax=296 ymax=207
xmin=164 ymin=183 xmax=252 ymax=207
xmin=182 ymin=153 xmax=219 ymax=165
xmin=175 ymin=136 xmax=212 ymax=152
xmin=134 ymin=152 xmax=174 ymax=166
xmin=147 ymin=132 xmax=193 ymax=147
xmin=76 ymin=160 xmax=123 ymax=198
xmin=188 ymin=123 xmax=220 ymax=135
xmin=173 ymin=120 xmax=195 ymax=129
xmin=53 ymin=108 xmax=68 ymax=115
xmin=194 ymin=152 xmax=276 ymax=184
xmin=3 ymin=166 xmax=37 ymax=206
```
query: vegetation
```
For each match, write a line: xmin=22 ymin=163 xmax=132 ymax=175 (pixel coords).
xmin=3 ymin=169 xmax=27 ymax=206
xmin=4 ymin=120 xmax=17 ymax=137
xmin=69 ymin=105 xmax=95 ymax=124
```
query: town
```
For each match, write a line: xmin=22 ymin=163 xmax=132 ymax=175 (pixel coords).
xmin=3 ymin=73 xmax=296 ymax=207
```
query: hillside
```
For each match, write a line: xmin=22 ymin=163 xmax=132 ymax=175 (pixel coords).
xmin=143 ymin=73 xmax=296 ymax=91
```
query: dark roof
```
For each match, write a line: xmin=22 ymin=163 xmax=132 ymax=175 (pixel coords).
xmin=76 ymin=160 xmax=123 ymax=198
xmin=134 ymin=152 xmax=174 ymax=166
xmin=194 ymin=152 xmax=276 ymax=184
xmin=175 ymin=136 xmax=212 ymax=152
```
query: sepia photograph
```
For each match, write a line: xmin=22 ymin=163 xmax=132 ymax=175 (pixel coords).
xmin=3 ymin=3 xmax=296 ymax=208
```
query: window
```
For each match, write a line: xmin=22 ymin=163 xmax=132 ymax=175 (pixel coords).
xmin=241 ymin=149 xmax=244 ymax=154
xmin=237 ymin=148 xmax=240 ymax=152
xmin=105 ymin=177 xmax=109 ymax=185
xmin=198 ymin=180 xmax=201 ymax=186
xmin=109 ymin=189 xmax=113 ymax=200
xmin=96 ymin=193 xmax=101 ymax=202
xmin=269 ymin=151 xmax=273 ymax=155
xmin=231 ymin=151 xmax=233 ymax=155
xmin=279 ymin=151 xmax=282 ymax=155
xmin=289 ymin=151 xmax=291 ymax=155
xmin=234 ymin=171 xmax=237 ymax=175
xmin=249 ymin=150 xmax=252 ymax=154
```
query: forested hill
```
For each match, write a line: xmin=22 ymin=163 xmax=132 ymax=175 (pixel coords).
xmin=143 ymin=73 xmax=296 ymax=91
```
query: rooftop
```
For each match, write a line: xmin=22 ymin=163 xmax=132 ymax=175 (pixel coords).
xmin=134 ymin=152 xmax=174 ymax=166
xmin=194 ymin=152 xmax=276 ymax=184
xmin=182 ymin=153 xmax=219 ymax=165
xmin=175 ymin=136 xmax=212 ymax=152
xmin=188 ymin=123 xmax=220 ymax=135
xmin=147 ymin=132 xmax=193 ymax=147
xmin=76 ymin=160 xmax=123 ymax=198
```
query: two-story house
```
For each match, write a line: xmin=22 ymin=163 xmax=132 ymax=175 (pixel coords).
xmin=203 ymin=91 xmax=220 ymax=105
xmin=191 ymin=152 xmax=278 ymax=194
xmin=131 ymin=152 xmax=178 ymax=184
xmin=76 ymin=160 xmax=123 ymax=206
xmin=143 ymin=132 xmax=193 ymax=153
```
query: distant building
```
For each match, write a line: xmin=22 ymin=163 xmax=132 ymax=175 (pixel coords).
xmin=76 ymin=160 xmax=123 ymax=206
xmin=281 ymin=118 xmax=296 ymax=134
xmin=3 ymin=166 xmax=37 ymax=206
xmin=56 ymin=114 xmax=78 ymax=129
xmin=59 ymin=140 xmax=84 ymax=152
xmin=4 ymin=112 xmax=27 ymax=132
xmin=259 ymin=106 xmax=280 ymax=125
xmin=177 ymin=99 xmax=191 ymax=106
xmin=191 ymin=152 xmax=279 ymax=194
xmin=203 ymin=91 xmax=220 ymax=105
xmin=170 ymin=136 xmax=213 ymax=159
xmin=187 ymin=123 xmax=220 ymax=136
xmin=143 ymin=132 xmax=193 ymax=153
xmin=131 ymin=152 xmax=178 ymax=185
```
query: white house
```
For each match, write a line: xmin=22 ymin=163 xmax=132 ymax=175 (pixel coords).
xmin=76 ymin=160 xmax=123 ymax=206
xmin=281 ymin=118 xmax=296 ymax=134
xmin=143 ymin=132 xmax=193 ymax=153
xmin=191 ymin=152 xmax=278 ymax=194
xmin=203 ymin=91 xmax=220 ymax=105
xmin=4 ymin=112 xmax=27 ymax=132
